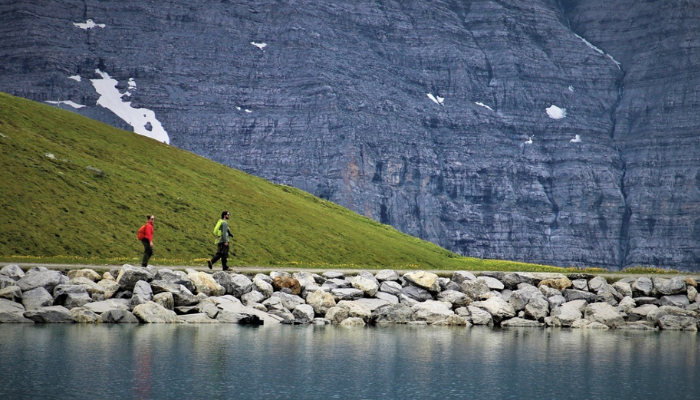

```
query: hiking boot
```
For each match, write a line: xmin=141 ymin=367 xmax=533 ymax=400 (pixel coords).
xmin=207 ymin=260 xmax=212 ymax=269
xmin=223 ymin=267 xmax=229 ymax=271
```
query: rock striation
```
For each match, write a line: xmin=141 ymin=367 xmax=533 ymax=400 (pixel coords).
xmin=1 ymin=264 xmax=699 ymax=330
xmin=1 ymin=1 xmax=700 ymax=270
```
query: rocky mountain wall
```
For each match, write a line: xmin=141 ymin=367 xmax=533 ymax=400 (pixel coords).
xmin=1 ymin=0 xmax=699 ymax=270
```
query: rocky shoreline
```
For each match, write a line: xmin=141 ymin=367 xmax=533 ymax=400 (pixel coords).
xmin=1 ymin=264 xmax=699 ymax=330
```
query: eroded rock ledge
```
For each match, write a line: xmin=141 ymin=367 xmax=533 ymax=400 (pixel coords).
xmin=1 ymin=265 xmax=699 ymax=331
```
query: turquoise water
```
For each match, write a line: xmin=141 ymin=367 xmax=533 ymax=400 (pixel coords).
xmin=0 ymin=325 xmax=698 ymax=399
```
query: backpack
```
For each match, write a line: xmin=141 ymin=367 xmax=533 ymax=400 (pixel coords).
xmin=213 ymin=219 xmax=223 ymax=237
xmin=137 ymin=224 xmax=147 ymax=240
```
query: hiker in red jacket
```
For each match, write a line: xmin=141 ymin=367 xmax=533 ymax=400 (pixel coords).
xmin=137 ymin=215 xmax=155 ymax=267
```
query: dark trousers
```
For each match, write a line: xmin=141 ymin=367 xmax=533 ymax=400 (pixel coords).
xmin=141 ymin=239 xmax=153 ymax=267
xmin=211 ymin=242 xmax=229 ymax=269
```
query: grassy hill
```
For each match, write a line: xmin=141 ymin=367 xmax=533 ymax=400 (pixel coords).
xmin=0 ymin=92 xmax=569 ymax=271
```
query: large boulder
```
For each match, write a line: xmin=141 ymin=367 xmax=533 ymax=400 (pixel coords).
xmin=538 ymin=276 xmax=572 ymax=291
xmin=411 ymin=300 xmax=454 ymax=323
xmin=24 ymin=306 xmax=74 ymax=323
xmin=571 ymin=279 xmax=589 ymax=291
xmin=132 ymin=302 xmax=180 ymax=323
xmin=337 ymin=300 xmax=372 ymax=322
xmin=403 ymin=271 xmax=440 ymax=292
xmin=524 ymin=296 xmax=550 ymax=321
xmin=0 ymin=264 xmax=25 ymax=281
xmin=0 ymin=275 xmax=17 ymax=290
xmin=437 ymin=290 xmax=469 ymax=307
xmin=116 ymin=265 xmax=153 ymax=291
xmin=70 ymin=307 xmax=100 ymax=323
xmin=501 ymin=317 xmax=545 ymax=327
xmin=627 ymin=304 xmax=659 ymax=322
xmin=100 ymin=309 xmax=139 ymax=323
xmin=584 ymin=302 xmax=625 ymax=328
xmin=0 ymin=298 xmax=33 ymax=323
xmin=659 ymin=295 xmax=690 ymax=307
xmin=17 ymin=270 xmax=68 ymax=293
xmin=214 ymin=272 xmax=253 ymax=298
xmin=325 ymin=306 xmax=350 ymax=324
xmin=451 ymin=271 xmax=477 ymax=285
xmin=97 ymin=279 xmax=120 ymax=299
xmin=0 ymin=286 xmax=22 ymax=302
xmin=331 ymin=288 xmax=364 ymax=301
xmin=213 ymin=295 xmax=281 ymax=325
xmin=270 ymin=292 xmax=306 ymax=311
xmin=66 ymin=269 xmax=101 ymax=282
xmin=129 ymin=280 xmax=154 ymax=308
xmin=401 ymin=285 xmax=433 ymax=302
xmin=461 ymin=279 xmax=490 ymax=301
xmin=293 ymin=304 xmax=315 ymax=324
xmin=509 ymin=284 xmax=543 ymax=311
xmin=351 ymin=276 xmax=379 ymax=297
xmin=252 ymin=275 xmax=274 ymax=298
xmin=53 ymin=284 xmax=92 ymax=309
xmin=70 ymin=277 xmax=106 ymax=298
xmin=379 ymin=281 xmax=403 ymax=296
xmin=653 ymin=277 xmax=687 ymax=296
xmin=632 ymin=277 xmax=654 ymax=296
xmin=353 ymin=298 xmax=391 ymax=312
xmin=241 ymin=290 xmax=266 ymax=306
xmin=306 ymin=289 xmax=337 ymax=316
xmin=502 ymin=273 xmax=535 ymax=289
xmin=549 ymin=300 xmax=586 ymax=327
xmin=587 ymin=276 xmax=609 ymax=292
xmin=657 ymin=315 xmax=698 ymax=331
xmin=467 ymin=306 xmax=493 ymax=325
xmin=22 ymin=287 xmax=53 ymax=310
xmin=375 ymin=269 xmax=400 ymax=282
xmin=472 ymin=297 xmax=515 ymax=323
xmin=187 ymin=272 xmax=225 ymax=297
xmin=371 ymin=303 xmax=413 ymax=324
xmin=292 ymin=272 xmax=317 ymax=289
xmin=477 ymin=276 xmax=505 ymax=291
xmin=153 ymin=292 xmax=174 ymax=310
xmin=272 ymin=276 xmax=301 ymax=295
xmin=612 ymin=281 xmax=633 ymax=298
xmin=562 ymin=289 xmax=597 ymax=303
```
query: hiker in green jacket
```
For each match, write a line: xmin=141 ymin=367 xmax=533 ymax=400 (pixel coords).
xmin=207 ymin=210 xmax=232 ymax=271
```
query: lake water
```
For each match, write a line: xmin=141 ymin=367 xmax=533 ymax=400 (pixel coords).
xmin=0 ymin=325 xmax=698 ymax=399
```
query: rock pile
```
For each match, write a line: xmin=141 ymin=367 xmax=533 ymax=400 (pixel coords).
xmin=1 ymin=265 xmax=699 ymax=330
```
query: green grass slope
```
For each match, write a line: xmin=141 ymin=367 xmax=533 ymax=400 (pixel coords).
xmin=0 ymin=92 xmax=566 ymax=271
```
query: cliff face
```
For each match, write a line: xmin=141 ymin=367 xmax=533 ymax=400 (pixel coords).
xmin=1 ymin=0 xmax=699 ymax=270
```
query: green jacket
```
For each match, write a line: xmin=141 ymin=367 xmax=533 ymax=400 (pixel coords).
xmin=218 ymin=220 xmax=230 ymax=244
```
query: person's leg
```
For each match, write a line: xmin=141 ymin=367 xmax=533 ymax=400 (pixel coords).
xmin=221 ymin=244 xmax=229 ymax=271
xmin=142 ymin=239 xmax=152 ymax=267
xmin=210 ymin=243 xmax=224 ymax=267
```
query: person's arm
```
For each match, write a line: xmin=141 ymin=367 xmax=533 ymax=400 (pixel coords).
xmin=221 ymin=221 xmax=229 ymax=244
xmin=147 ymin=224 xmax=154 ymax=247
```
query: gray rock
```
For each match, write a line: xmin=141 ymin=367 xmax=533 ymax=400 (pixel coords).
xmin=657 ymin=315 xmax=698 ymax=331
xmin=270 ymin=271 xmax=291 ymax=280
xmin=129 ymin=280 xmax=153 ymax=308
xmin=17 ymin=270 xmax=68 ymax=293
xmin=331 ymin=288 xmax=364 ymax=301
xmin=0 ymin=275 xmax=17 ymax=290
xmin=0 ymin=286 xmax=22 ymax=302
xmin=153 ymin=292 xmax=174 ymax=310
xmin=99 ymin=309 xmax=139 ymax=323
xmin=66 ymin=269 xmax=101 ymax=282
xmin=688 ymin=285 xmax=698 ymax=302
xmin=0 ymin=298 xmax=33 ymax=323
xmin=116 ymin=265 xmax=153 ymax=291
xmin=293 ymin=304 xmax=315 ymax=324
xmin=241 ymin=290 xmax=265 ymax=306
xmin=437 ymin=290 xmax=469 ymax=307
xmin=70 ymin=277 xmax=106 ymax=297
xmin=632 ymin=277 xmax=654 ymax=297
xmin=401 ymin=285 xmax=433 ymax=302
xmin=584 ymin=302 xmax=625 ymax=328
xmin=524 ymin=296 xmax=550 ymax=321
xmin=472 ymin=297 xmax=516 ymax=323
xmin=353 ymin=298 xmax=391 ymax=312
xmin=262 ymin=297 xmax=285 ymax=312
xmin=371 ymin=303 xmax=413 ymax=324
xmin=509 ymin=284 xmax=543 ymax=311
xmin=187 ymin=272 xmax=225 ymax=297
xmin=588 ymin=276 xmax=609 ymax=292
xmin=596 ymin=286 xmax=623 ymax=306
xmin=461 ymin=279 xmax=491 ymax=301
xmin=22 ymin=287 xmax=54 ymax=310
xmin=53 ymin=284 xmax=92 ymax=309
xmin=340 ymin=317 xmax=366 ymax=327
xmin=132 ymin=302 xmax=179 ymax=323
xmin=212 ymin=295 xmax=279 ymax=325
xmin=501 ymin=317 xmax=544 ymax=327
xmin=375 ymin=292 xmax=399 ymax=304
xmin=619 ymin=321 xmax=658 ymax=331
xmin=467 ymin=306 xmax=493 ymax=326
xmin=220 ymin=273 xmax=253 ymax=298
xmin=653 ymin=277 xmax=687 ymax=296
xmin=451 ymin=271 xmax=477 ymax=285
xmin=547 ymin=295 xmax=567 ymax=309
xmin=253 ymin=276 xmax=274 ymax=298
xmin=97 ymin=280 xmax=120 ymax=299
xmin=659 ymin=295 xmax=690 ymax=307
xmin=403 ymin=271 xmax=440 ymax=292
xmin=612 ymin=281 xmax=633 ymax=298
xmin=634 ymin=296 xmax=661 ymax=306
xmin=0 ymin=264 xmax=24 ymax=280
xmin=24 ymin=306 xmax=73 ymax=323
xmin=616 ymin=296 xmax=637 ymax=313
xmin=539 ymin=285 xmax=562 ymax=298
xmin=322 ymin=278 xmax=352 ymax=290
xmin=550 ymin=301 xmax=586 ymax=327
xmin=325 ymin=306 xmax=350 ymax=324
xmin=379 ymin=281 xmax=403 ymax=296
xmin=351 ymin=276 xmax=379 ymax=297
xmin=337 ymin=300 xmax=372 ymax=322
xmin=179 ymin=313 xmax=219 ymax=324
xmin=70 ymin=307 xmax=100 ymax=323
xmin=477 ymin=276 xmax=505 ymax=291
xmin=253 ymin=273 xmax=273 ymax=285
xmin=563 ymin=289 xmax=597 ymax=303
xmin=375 ymin=269 xmax=399 ymax=282
xmin=502 ymin=273 xmax=534 ymax=289
xmin=84 ymin=299 xmax=130 ymax=314
xmin=292 ymin=272 xmax=317 ymax=289
xmin=270 ymin=292 xmax=306 ymax=311
xmin=571 ymin=279 xmax=589 ymax=291
xmin=322 ymin=272 xmax=345 ymax=280
xmin=306 ymin=289 xmax=337 ymax=316
xmin=627 ymin=304 xmax=658 ymax=322
xmin=198 ymin=302 xmax=220 ymax=319
xmin=411 ymin=300 xmax=454 ymax=323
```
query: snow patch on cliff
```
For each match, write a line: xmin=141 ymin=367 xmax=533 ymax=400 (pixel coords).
xmin=251 ymin=42 xmax=267 ymax=50
xmin=575 ymin=34 xmax=621 ymax=69
xmin=74 ymin=19 xmax=105 ymax=30
xmin=46 ymin=100 xmax=86 ymax=109
xmin=427 ymin=93 xmax=444 ymax=106
xmin=90 ymin=69 xmax=170 ymax=144
xmin=546 ymin=105 xmax=566 ymax=119
xmin=475 ymin=102 xmax=493 ymax=111
xmin=571 ymin=134 xmax=582 ymax=143
xmin=68 ymin=75 xmax=82 ymax=82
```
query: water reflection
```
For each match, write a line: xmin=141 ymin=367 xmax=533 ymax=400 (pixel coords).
xmin=0 ymin=325 xmax=698 ymax=399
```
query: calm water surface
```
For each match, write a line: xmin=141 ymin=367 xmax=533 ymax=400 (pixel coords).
xmin=0 ymin=324 xmax=698 ymax=399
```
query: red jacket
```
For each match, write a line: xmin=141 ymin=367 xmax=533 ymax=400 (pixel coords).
xmin=143 ymin=221 xmax=154 ymax=241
